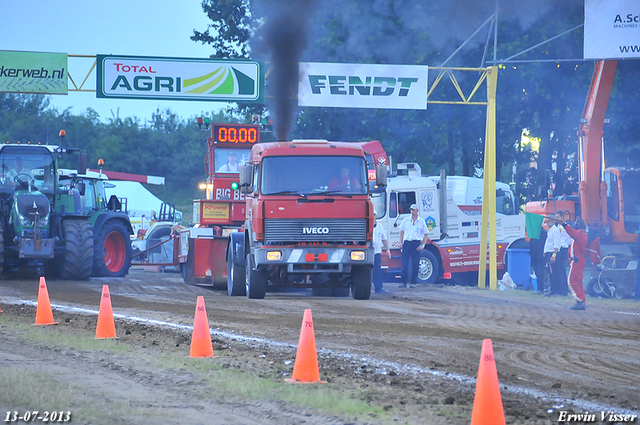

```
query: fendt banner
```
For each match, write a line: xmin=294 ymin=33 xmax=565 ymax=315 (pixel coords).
xmin=584 ymin=0 xmax=640 ymax=59
xmin=0 ymin=50 xmax=68 ymax=94
xmin=97 ymin=55 xmax=264 ymax=103
xmin=298 ymin=62 xmax=428 ymax=110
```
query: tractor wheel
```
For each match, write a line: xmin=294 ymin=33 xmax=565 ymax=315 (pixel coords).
xmin=61 ymin=220 xmax=94 ymax=280
xmin=246 ymin=254 xmax=267 ymax=299
xmin=93 ymin=220 xmax=132 ymax=277
xmin=351 ymin=265 xmax=372 ymax=300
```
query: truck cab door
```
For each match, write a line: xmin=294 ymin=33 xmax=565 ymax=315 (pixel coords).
xmin=388 ymin=190 xmax=417 ymax=249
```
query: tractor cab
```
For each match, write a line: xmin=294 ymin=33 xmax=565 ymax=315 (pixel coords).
xmin=0 ymin=146 xmax=56 ymax=245
xmin=0 ymin=147 xmax=55 ymax=198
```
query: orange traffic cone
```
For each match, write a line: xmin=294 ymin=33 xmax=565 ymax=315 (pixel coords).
xmin=34 ymin=276 xmax=57 ymax=326
xmin=189 ymin=296 xmax=215 ymax=358
xmin=470 ymin=339 xmax=506 ymax=425
xmin=95 ymin=285 xmax=117 ymax=339
xmin=285 ymin=309 xmax=325 ymax=384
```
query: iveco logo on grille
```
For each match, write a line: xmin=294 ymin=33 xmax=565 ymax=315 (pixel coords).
xmin=302 ymin=227 xmax=330 ymax=234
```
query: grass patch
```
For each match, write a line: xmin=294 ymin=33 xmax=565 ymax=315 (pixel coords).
xmin=0 ymin=366 xmax=165 ymax=424
xmin=1 ymin=315 xmax=389 ymax=423
xmin=155 ymin=352 xmax=386 ymax=420
xmin=0 ymin=316 xmax=132 ymax=355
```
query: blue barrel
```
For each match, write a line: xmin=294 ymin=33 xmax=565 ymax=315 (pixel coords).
xmin=505 ymin=248 xmax=531 ymax=289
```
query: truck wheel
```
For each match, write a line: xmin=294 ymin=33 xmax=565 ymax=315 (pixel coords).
xmin=93 ymin=220 xmax=132 ymax=277
xmin=227 ymin=239 xmax=246 ymax=296
xmin=61 ymin=220 xmax=93 ymax=280
xmin=417 ymin=250 xmax=439 ymax=284
xmin=351 ymin=265 xmax=372 ymax=300
xmin=246 ymin=254 xmax=267 ymax=299
xmin=182 ymin=239 xmax=196 ymax=285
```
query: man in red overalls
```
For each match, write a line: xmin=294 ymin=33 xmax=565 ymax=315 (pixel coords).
xmin=562 ymin=218 xmax=588 ymax=310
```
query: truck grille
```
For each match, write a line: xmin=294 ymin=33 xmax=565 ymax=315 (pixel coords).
xmin=264 ymin=219 xmax=367 ymax=244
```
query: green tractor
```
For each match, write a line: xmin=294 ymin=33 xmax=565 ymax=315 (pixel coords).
xmin=0 ymin=136 xmax=133 ymax=279
xmin=58 ymin=167 xmax=133 ymax=278
xmin=0 ymin=141 xmax=93 ymax=279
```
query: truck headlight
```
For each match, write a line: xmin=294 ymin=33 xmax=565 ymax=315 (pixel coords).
xmin=40 ymin=216 xmax=49 ymax=226
xmin=266 ymin=251 xmax=282 ymax=261
xmin=350 ymin=251 xmax=366 ymax=261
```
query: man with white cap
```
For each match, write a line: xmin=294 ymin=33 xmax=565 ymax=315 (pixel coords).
xmin=373 ymin=210 xmax=391 ymax=293
xmin=398 ymin=203 xmax=431 ymax=288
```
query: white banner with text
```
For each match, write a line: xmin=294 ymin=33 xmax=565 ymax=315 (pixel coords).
xmin=584 ymin=0 xmax=640 ymax=59
xmin=298 ymin=62 xmax=428 ymax=109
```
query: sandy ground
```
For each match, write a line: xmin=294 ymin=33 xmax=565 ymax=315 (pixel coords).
xmin=1 ymin=268 xmax=639 ymax=424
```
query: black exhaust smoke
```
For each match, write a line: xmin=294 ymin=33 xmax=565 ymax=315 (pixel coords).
xmin=262 ymin=0 xmax=315 ymax=141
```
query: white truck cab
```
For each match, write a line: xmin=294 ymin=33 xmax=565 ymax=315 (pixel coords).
xmin=372 ymin=163 xmax=525 ymax=283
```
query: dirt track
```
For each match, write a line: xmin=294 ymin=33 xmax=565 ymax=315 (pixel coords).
xmin=1 ymin=268 xmax=639 ymax=424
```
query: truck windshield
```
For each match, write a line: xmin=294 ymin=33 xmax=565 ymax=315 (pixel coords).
xmin=261 ymin=156 xmax=368 ymax=196
xmin=214 ymin=148 xmax=251 ymax=173
xmin=0 ymin=147 xmax=55 ymax=196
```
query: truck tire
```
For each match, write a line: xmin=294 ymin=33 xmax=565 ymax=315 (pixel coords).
xmin=351 ymin=265 xmax=372 ymax=300
xmin=61 ymin=220 xmax=93 ymax=280
xmin=417 ymin=250 xmax=439 ymax=284
xmin=227 ymin=239 xmax=246 ymax=296
xmin=182 ymin=239 xmax=195 ymax=285
xmin=93 ymin=220 xmax=132 ymax=277
xmin=246 ymin=254 xmax=267 ymax=299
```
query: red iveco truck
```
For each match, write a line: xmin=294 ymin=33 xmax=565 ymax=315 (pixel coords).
xmin=233 ymin=139 xmax=387 ymax=299
xmin=179 ymin=123 xmax=386 ymax=300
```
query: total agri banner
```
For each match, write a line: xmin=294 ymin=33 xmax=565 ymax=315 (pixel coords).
xmin=97 ymin=55 xmax=264 ymax=103
xmin=0 ymin=50 xmax=68 ymax=94
xmin=584 ymin=0 xmax=640 ymax=59
xmin=298 ymin=62 xmax=428 ymax=110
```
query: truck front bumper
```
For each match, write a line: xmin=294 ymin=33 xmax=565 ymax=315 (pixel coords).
xmin=255 ymin=246 xmax=374 ymax=273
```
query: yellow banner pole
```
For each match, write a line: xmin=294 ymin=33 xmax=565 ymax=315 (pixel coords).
xmin=478 ymin=66 xmax=498 ymax=289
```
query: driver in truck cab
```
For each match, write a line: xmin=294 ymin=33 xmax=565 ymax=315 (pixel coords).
xmin=328 ymin=166 xmax=361 ymax=191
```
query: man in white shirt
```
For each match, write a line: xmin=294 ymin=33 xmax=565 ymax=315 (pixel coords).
xmin=544 ymin=213 xmax=565 ymax=296
xmin=373 ymin=211 xmax=391 ymax=294
xmin=6 ymin=156 xmax=33 ymax=182
xmin=217 ymin=152 xmax=239 ymax=173
xmin=398 ymin=203 xmax=431 ymax=288
xmin=552 ymin=210 xmax=570 ymax=296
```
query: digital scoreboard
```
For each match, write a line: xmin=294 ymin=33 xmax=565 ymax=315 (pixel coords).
xmin=211 ymin=123 xmax=260 ymax=145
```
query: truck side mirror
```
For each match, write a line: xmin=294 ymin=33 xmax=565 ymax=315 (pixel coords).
xmin=239 ymin=164 xmax=254 ymax=194
xmin=375 ymin=163 xmax=387 ymax=187
xmin=77 ymin=153 xmax=87 ymax=175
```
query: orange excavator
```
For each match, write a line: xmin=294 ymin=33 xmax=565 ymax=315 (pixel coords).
xmin=527 ymin=60 xmax=640 ymax=298
xmin=528 ymin=60 xmax=639 ymax=245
